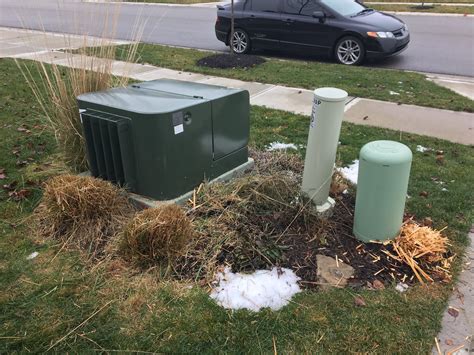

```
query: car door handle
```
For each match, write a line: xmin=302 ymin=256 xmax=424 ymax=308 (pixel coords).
xmin=283 ymin=18 xmax=295 ymax=23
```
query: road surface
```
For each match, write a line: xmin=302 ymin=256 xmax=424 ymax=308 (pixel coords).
xmin=0 ymin=0 xmax=473 ymax=77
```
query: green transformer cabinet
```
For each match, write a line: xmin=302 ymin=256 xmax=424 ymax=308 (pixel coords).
xmin=77 ymin=79 xmax=250 ymax=200
xmin=353 ymin=140 xmax=412 ymax=242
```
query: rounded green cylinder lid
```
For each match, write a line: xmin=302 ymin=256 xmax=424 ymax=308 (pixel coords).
xmin=360 ymin=140 xmax=412 ymax=166
xmin=353 ymin=140 xmax=413 ymax=242
xmin=314 ymin=88 xmax=348 ymax=102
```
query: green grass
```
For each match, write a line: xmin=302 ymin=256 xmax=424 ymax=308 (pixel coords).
xmin=373 ymin=4 xmax=474 ymax=13
xmin=93 ymin=44 xmax=474 ymax=113
xmin=1 ymin=57 xmax=473 ymax=353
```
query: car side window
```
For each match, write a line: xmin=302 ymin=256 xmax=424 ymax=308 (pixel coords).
xmin=241 ymin=0 xmax=251 ymax=11
xmin=283 ymin=0 xmax=323 ymax=16
xmin=252 ymin=0 xmax=280 ymax=12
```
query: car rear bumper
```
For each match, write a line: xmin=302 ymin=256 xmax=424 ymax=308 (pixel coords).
xmin=216 ymin=29 xmax=228 ymax=45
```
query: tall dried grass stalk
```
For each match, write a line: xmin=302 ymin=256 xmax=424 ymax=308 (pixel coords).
xmin=16 ymin=4 xmax=144 ymax=171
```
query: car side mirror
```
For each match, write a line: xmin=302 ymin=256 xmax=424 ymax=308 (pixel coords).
xmin=312 ymin=11 xmax=326 ymax=23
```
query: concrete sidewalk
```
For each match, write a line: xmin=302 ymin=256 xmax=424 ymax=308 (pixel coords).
xmin=1 ymin=26 xmax=473 ymax=145
xmin=433 ymin=227 xmax=474 ymax=355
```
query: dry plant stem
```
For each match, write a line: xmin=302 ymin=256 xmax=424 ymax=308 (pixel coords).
xmin=16 ymin=2 xmax=142 ymax=171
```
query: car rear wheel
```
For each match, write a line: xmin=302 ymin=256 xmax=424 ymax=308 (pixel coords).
xmin=230 ymin=29 xmax=251 ymax=54
xmin=335 ymin=36 xmax=365 ymax=65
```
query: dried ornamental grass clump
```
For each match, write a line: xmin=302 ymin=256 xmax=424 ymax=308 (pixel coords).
xmin=385 ymin=221 xmax=452 ymax=284
xmin=120 ymin=204 xmax=194 ymax=268
xmin=36 ymin=174 xmax=133 ymax=259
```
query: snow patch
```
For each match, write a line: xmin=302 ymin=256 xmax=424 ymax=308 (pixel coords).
xmin=395 ymin=282 xmax=409 ymax=293
xmin=266 ymin=142 xmax=298 ymax=152
xmin=416 ymin=145 xmax=431 ymax=153
xmin=26 ymin=252 xmax=39 ymax=260
xmin=337 ymin=160 xmax=359 ymax=185
xmin=210 ymin=267 xmax=301 ymax=312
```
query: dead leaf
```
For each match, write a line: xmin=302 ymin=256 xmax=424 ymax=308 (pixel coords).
xmin=3 ymin=181 xmax=18 ymax=191
xmin=419 ymin=191 xmax=429 ymax=198
xmin=447 ymin=307 xmax=459 ymax=318
xmin=445 ymin=339 xmax=454 ymax=346
xmin=354 ymin=296 xmax=366 ymax=307
xmin=8 ymin=189 xmax=31 ymax=201
xmin=372 ymin=280 xmax=385 ymax=290
xmin=17 ymin=126 xmax=31 ymax=133
xmin=422 ymin=217 xmax=433 ymax=227
xmin=436 ymin=155 xmax=445 ymax=165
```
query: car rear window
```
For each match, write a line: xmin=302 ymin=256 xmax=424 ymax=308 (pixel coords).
xmin=252 ymin=0 xmax=280 ymax=12
xmin=283 ymin=0 xmax=324 ymax=16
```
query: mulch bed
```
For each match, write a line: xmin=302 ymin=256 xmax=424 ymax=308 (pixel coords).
xmin=177 ymin=150 xmax=452 ymax=289
xmin=196 ymin=53 xmax=265 ymax=69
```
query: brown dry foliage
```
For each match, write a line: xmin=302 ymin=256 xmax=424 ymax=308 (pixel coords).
xmin=120 ymin=204 xmax=194 ymax=269
xmin=35 ymin=174 xmax=133 ymax=259
xmin=176 ymin=170 xmax=323 ymax=282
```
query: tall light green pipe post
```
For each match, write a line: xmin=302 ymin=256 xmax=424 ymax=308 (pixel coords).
xmin=301 ymin=87 xmax=348 ymax=214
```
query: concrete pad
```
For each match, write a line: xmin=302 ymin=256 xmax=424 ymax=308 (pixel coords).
xmin=7 ymin=35 xmax=92 ymax=50
xmin=0 ymin=45 xmax=39 ymax=57
xmin=130 ymin=68 xmax=207 ymax=82
xmin=128 ymin=158 xmax=255 ymax=209
xmin=112 ymin=61 xmax=159 ymax=78
xmin=12 ymin=50 xmax=71 ymax=64
xmin=250 ymin=85 xmax=315 ymax=116
xmin=196 ymin=77 xmax=273 ymax=97
xmin=433 ymin=227 xmax=474 ymax=354
xmin=53 ymin=54 xmax=112 ymax=70
xmin=344 ymin=99 xmax=474 ymax=145
xmin=0 ymin=30 xmax=43 ymax=41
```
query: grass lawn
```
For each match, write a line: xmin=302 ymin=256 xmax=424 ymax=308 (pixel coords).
xmin=372 ymin=4 xmax=474 ymax=13
xmin=87 ymin=44 xmax=474 ymax=113
xmin=1 ymin=57 xmax=473 ymax=353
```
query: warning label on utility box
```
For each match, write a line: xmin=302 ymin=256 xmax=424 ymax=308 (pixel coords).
xmin=310 ymin=99 xmax=321 ymax=129
xmin=172 ymin=111 xmax=184 ymax=135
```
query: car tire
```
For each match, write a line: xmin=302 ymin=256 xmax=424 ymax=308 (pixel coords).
xmin=335 ymin=36 xmax=365 ymax=65
xmin=229 ymin=28 xmax=251 ymax=54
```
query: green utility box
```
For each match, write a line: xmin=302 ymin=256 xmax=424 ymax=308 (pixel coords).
xmin=353 ymin=140 xmax=412 ymax=242
xmin=77 ymin=79 xmax=250 ymax=200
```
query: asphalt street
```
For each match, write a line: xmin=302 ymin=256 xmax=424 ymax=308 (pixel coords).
xmin=0 ymin=0 xmax=473 ymax=77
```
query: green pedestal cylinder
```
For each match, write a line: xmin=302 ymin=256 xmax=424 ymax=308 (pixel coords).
xmin=353 ymin=140 xmax=412 ymax=242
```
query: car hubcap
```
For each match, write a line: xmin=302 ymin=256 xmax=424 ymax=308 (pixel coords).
xmin=337 ymin=40 xmax=361 ymax=65
xmin=232 ymin=31 xmax=247 ymax=54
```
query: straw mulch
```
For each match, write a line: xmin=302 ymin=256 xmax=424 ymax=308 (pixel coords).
xmin=384 ymin=222 xmax=452 ymax=284
xmin=119 ymin=204 xmax=194 ymax=270
xmin=35 ymin=175 xmax=133 ymax=260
